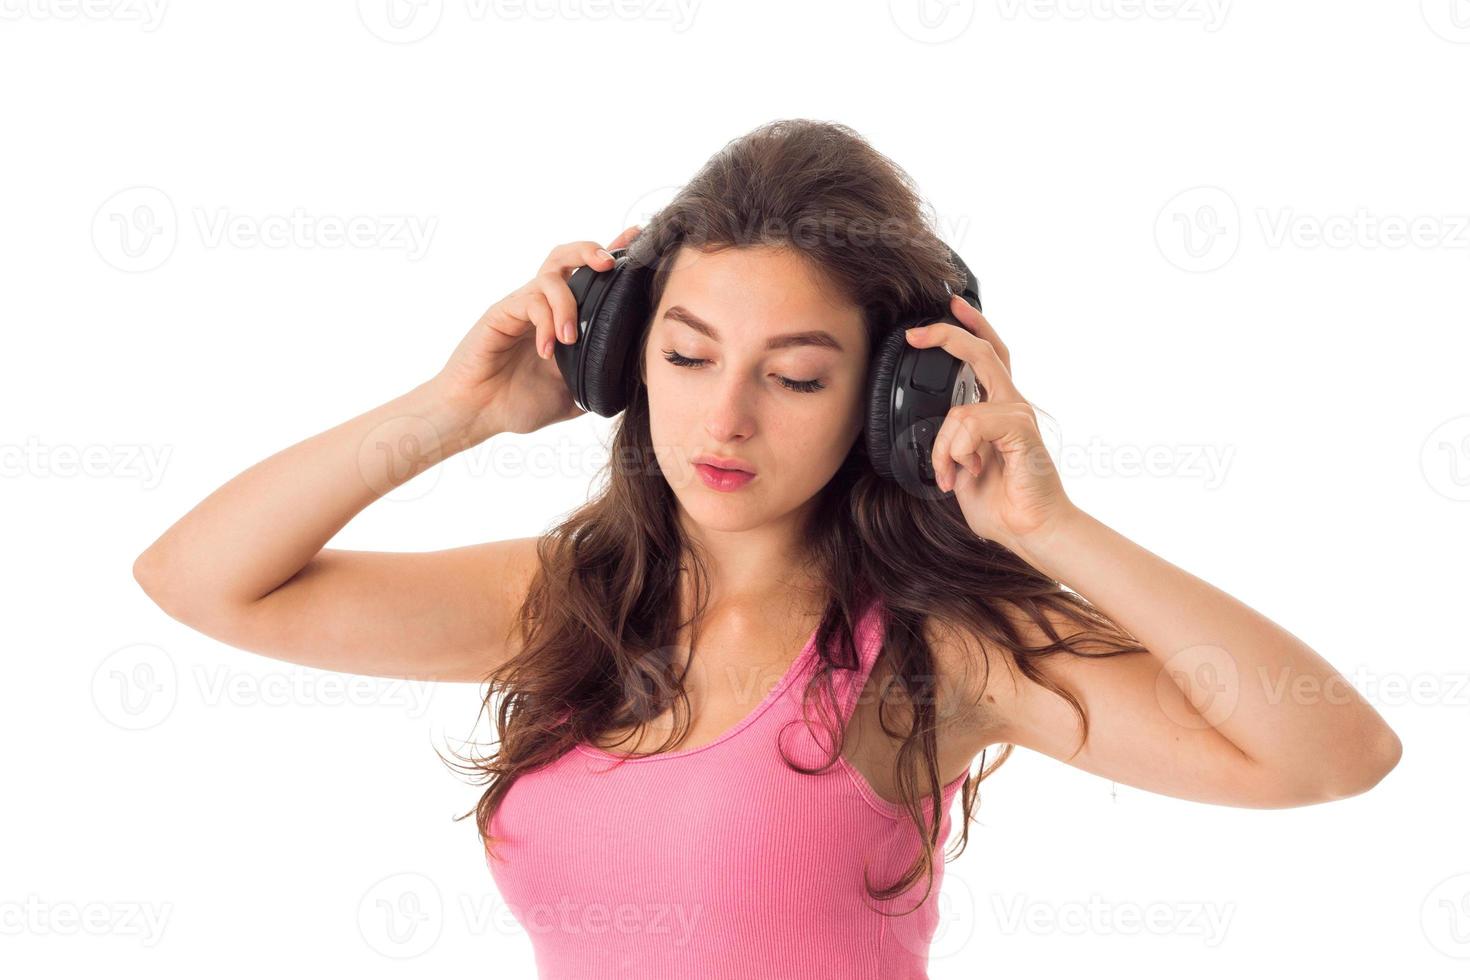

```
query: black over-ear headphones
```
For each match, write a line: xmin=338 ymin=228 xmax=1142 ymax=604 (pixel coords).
xmin=552 ymin=243 xmax=985 ymax=495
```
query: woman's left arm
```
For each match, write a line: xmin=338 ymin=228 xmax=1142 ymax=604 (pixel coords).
xmin=1006 ymin=506 xmax=1402 ymax=803
xmin=910 ymin=295 xmax=1402 ymax=807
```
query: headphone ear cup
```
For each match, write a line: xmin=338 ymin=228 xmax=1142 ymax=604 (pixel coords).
xmin=558 ymin=250 xmax=654 ymax=417
xmin=865 ymin=328 xmax=908 ymax=483
xmin=866 ymin=242 xmax=981 ymax=489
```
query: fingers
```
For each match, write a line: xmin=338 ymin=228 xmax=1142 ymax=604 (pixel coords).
xmin=949 ymin=294 xmax=1010 ymax=375
xmin=930 ymin=402 xmax=1041 ymax=492
xmin=531 ymin=239 xmax=623 ymax=358
xmin=533 ymin=269 xmax=580 ymax=355
xmin=930 ymin=404 xmax=998 ymax=492
xmin=934 ymin=406 xmax=986 ymax=491
xmin=905 ymin=318 xmax=1024 ymax=406
xmin=539 ymin=240 xmax=617 ymax=277
xmin=526 ymin=229 xmax=643 ymax=359
xmin=509 ymin=287 xmax=557 ymax=361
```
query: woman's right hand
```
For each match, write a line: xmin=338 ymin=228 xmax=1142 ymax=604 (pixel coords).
xmin=434 ymin=226 xmax=643 ymax=438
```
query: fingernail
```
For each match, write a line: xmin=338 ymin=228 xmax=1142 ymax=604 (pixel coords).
xmin=596 ymin=248 xmax=613 ymax=262
xmin=559 ymin=320 xmax=573 ymax=343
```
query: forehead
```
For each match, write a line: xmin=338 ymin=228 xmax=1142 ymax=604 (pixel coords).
xmin=657 ymin=244 xmax=867 ymax=353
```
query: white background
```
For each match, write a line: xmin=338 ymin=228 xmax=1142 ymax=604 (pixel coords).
xmin=2 ymin=1 xmax=1467 ymax=976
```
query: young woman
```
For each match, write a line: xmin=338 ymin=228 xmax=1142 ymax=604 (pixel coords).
xmin=133 ymin=119 xmax=1401 ymax=978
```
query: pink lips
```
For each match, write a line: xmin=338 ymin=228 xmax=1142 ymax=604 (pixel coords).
xmin=694 ymin=463 xmax=755 ymax=492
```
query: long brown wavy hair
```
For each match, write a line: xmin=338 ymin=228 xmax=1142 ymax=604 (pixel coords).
xmin=442 ymin=118 xmax=1147 ymax=913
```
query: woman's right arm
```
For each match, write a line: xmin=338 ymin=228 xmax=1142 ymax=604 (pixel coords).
xmin=131 ymin=232 xmax=639 ymax=683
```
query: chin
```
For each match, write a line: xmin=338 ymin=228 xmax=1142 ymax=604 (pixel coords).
xmin=674 ymin=489 xmax=773 ymax=533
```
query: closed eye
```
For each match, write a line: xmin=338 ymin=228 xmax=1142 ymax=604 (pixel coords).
xmin=660 ymin=349 xmax=826 ymax=394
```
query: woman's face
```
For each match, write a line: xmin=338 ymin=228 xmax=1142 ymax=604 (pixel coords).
xmin=642 ymin=244 xmax=870 ymax=534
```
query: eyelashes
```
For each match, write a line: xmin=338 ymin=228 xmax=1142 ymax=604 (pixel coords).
xmin=659 ymin=348 xmax=826 ymax=394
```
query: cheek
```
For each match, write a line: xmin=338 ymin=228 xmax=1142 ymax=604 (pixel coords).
xmin=770 ymin=397 xmax=864 ymax=464
xmin=644 ymin=375 xmax=703 ymax=475
xmin=644 ymin=369 xmax=688 ymax=434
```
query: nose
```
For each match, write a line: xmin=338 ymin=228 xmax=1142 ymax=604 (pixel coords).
xmin=702 ymin=370 xmax=757 ymax=445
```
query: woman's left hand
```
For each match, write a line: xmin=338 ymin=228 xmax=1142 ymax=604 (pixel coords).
xmin=904 ymin=295 xmax=1076 ymax=550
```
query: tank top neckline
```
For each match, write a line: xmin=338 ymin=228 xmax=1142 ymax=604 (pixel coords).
xmin=574 ymin=597 xmax=878 ymax=765
xmin=574 ymin=614 xmax=824 ymax=764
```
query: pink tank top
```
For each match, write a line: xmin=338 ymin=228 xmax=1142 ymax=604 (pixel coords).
xmin=484 ymin=596 xmax=969 ymax=979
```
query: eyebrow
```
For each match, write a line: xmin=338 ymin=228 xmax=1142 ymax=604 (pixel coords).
xmin=662 ymin=305 xmax=845 ymax=353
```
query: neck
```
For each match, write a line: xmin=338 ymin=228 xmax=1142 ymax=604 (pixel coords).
xmin=675 ymin=504 xmax=825 ymax=615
